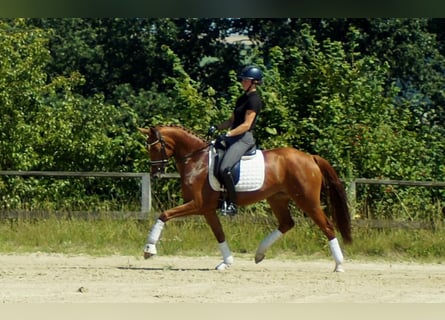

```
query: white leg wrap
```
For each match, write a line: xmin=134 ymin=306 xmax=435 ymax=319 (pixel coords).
xmin=147 ymin=219 xmax=165 ymax=244
xmin=219 ymin=241 xmax=233 ymax=265
xmin=215 ymin=241 xmax=233 ymax=270
xmin=257 ymin=229 xmax=283 ymax=255
xmin=255 ymin=229 xmax=283 ymax=264
xmin=329 ymin=238 xmax=344 ymax=272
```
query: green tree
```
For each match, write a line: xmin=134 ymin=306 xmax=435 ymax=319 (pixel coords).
xmin=0 ymin=19 xmax=50 ymax=170
xmin=0 ymin=19 xmax=146 ymax=210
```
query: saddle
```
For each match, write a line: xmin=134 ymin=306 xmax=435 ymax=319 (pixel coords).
xmin=208 ymin=144 xmax=265 ymax=192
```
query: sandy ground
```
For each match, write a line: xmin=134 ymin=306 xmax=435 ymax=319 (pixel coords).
xmin=0 ymin=252 xmax=444 ymax=303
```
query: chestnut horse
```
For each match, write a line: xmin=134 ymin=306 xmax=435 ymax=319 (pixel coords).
xmin=139 ymin=125 xmax=352 ymax=272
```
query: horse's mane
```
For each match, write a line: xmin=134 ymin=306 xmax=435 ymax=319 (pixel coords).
xmin=156 ymin=124 xmax=207 ymax=143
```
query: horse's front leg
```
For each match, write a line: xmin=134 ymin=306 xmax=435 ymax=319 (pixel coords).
xmin=204 ymin=212 xmax=233 ymax=270
xmin=143 ymin=201 xmax=198 ymax=259
xmin=143 ymin=219 xmax=164 ymax=258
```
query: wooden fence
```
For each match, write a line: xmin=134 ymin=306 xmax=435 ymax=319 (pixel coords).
xmin=0 ymin=170 xmax=151 ymax=215
xmin=347 ymin=178 xmax=445 ymax=202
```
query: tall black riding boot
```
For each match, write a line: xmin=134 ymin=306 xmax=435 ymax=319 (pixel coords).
xmin=220 ymin=168 xmax=237 ymax=216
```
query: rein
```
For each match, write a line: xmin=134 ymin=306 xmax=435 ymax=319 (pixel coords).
xmin=177 ymin=143 xmax=211 ymax=163
xmin=146 ymin=128 xmax=211 ymax=175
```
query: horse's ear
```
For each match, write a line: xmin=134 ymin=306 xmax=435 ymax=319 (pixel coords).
xmin=138 ymin=127 xmax=151 ymax=135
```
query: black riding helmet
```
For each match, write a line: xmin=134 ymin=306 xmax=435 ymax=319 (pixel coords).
xmin=238 ymin=66 xmax=263 ymax=84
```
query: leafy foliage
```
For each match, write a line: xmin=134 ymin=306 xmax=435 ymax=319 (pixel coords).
xmin=0 ymin=18 xmax=444 ymax=221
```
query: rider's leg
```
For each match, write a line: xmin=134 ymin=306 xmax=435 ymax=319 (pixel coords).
xmin=221 ymin=168 xmax=237 ymax=215
xmin=218 ymin=132 xmax=255 ymax=215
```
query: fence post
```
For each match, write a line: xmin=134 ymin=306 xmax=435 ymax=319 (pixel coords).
xmin=141 ymin=174 xmax=151 ymax=215
xmin=347 ymin=180 xmax=356 ymax=217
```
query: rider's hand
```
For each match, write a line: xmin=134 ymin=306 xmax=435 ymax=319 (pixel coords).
xmin=207 ymin=125 xmax=217 ymax=137
xmin=215 ymin=134 xmax=228 ymax=147
xmin=216 ymin=134 xmax=226 ymax=142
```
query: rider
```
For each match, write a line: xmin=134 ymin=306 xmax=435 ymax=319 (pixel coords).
xmin=208 ymin=65 xmax=264 ymax=215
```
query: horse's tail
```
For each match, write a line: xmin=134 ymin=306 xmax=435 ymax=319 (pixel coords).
xmin=313 ymin=155 xmax=352 ymax=244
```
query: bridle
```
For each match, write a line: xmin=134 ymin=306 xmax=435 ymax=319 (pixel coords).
xmin=145 ymin=129 xmax=169 ymax=176
xmin=145 ymin=128 xmax=211 ymax=177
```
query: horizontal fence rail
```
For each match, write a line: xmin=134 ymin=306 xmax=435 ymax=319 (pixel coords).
xmin=353 ymin=178 xmax=445 ymax=187
xmin=0 ymin=170 xmax=148 ymax=178
xmin=1 ymin=171 xmax=444 ymax=223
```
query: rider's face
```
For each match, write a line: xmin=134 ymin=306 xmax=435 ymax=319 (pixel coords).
xmin=241 ymin=78 xmax=253 ymax=91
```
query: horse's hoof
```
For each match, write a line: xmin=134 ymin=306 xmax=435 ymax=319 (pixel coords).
xmin=215 ymin=262 xmax=231 ymax=270
xmin=143 ymin=244 xmax=157 ymax=259
xmin=334 ymin=264 xmax=345 ymax=272
xmin=255 ymin=253 xmax=265 ymax=264
xmin=143 ymin=252 xmax=154 ymax=259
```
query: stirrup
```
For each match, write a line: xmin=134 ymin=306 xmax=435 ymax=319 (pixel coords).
xmin=219 ymin=201 xmax=237 ymax=216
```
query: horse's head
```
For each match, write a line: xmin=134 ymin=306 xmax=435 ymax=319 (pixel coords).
xmin=138 ymin=127 xmax=173 ymax=177
xmin=139 ymin=125 xmax=209 ymax=178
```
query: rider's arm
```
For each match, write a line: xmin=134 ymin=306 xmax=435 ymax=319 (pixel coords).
xmin=226 ymin=110 xmax=256 ymax=137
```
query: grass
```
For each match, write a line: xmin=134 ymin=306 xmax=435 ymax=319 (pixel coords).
xmin=1 ymin=209 xmax=445 ymax=264
xmin=0 ymin=213 xmax=146 ymax=256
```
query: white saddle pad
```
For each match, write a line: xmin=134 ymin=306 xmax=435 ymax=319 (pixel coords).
xmin=208 ymin=147 xmax=265 ymax=192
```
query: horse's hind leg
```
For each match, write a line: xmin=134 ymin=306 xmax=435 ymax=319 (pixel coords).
xmin=294 ymin=196 xmax=345 ymax=272
xmin=311 ymin=208 xmax=344 ymax=272
xmin=255 ymin=193 xmax=295 ymax=264
xmin=204 ymin=211 xmax=234 ymax=270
